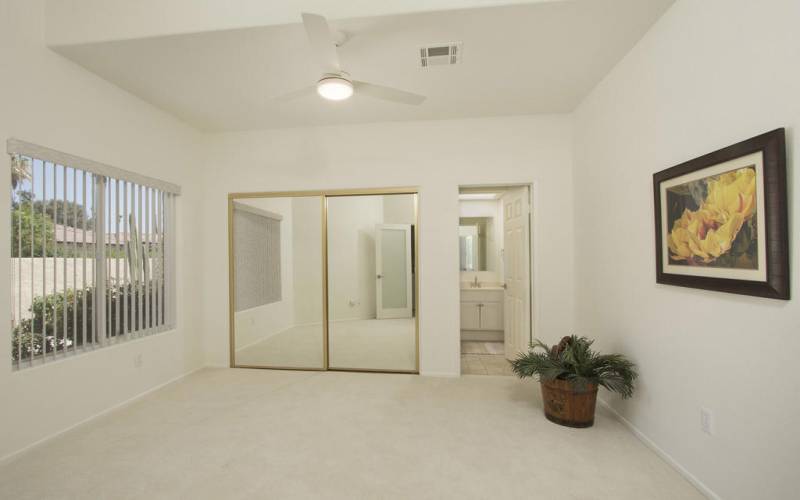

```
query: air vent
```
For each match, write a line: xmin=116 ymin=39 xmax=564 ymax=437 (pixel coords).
xmin=420 ymin=43 xmax=463 ymax=67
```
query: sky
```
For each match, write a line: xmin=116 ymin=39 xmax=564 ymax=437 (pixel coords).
xmin=14 ymin=157 xmax=161 ymax=234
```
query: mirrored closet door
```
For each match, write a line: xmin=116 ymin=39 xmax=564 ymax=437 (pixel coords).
xmin=326 ymin=193 xmax=417 ymax=372
xmin=229 ymin=189 xmax=418 ymax=373
xmin=230 ymin=195 xmax=325 ymax=369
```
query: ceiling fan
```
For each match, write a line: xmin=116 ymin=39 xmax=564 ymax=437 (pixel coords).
xmin=275 ymin=13 xmax=426 ymax=105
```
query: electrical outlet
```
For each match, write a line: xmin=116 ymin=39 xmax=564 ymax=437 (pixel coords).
xmin=700 ymin=407 xmax=714 ymax=435
xmin=134 ymin=353 xmax=143 ymax=368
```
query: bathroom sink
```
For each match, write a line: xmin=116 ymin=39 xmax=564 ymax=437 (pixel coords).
xmin=460 ymin=283 xmax=504 ymax=291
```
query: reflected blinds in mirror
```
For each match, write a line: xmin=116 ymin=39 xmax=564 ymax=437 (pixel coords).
xmin=233 ymin=204 xmax=282 ymax=311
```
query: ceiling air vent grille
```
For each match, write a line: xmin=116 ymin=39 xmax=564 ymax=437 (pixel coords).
xmin=420 ymin=43 xmax=463 ymax=68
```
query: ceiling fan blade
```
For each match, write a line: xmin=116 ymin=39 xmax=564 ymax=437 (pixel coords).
xmin=273 ymin=86 xmax=317 ymax=102
xmin=301 ymin=13 xmax=341 ymax=73
xmin=353 ymin=81 xmax=426 ymax=105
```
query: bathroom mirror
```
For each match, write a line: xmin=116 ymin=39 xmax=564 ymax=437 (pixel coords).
xmin=231 ymin=196 xmax=324 ymax=369
xmin=459 ymin=216 xmax=495 ymax=271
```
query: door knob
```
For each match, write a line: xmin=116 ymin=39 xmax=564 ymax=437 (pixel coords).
xmin=377 ymin=274 xmax=383 ymax=279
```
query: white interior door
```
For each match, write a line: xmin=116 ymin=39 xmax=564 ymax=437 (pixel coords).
xmin=376 ymin=224 xmax=413 ymax=319
xmin=502 ymin=188 xmax=531 ymax=360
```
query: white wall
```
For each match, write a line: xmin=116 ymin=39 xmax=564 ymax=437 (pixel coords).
xmin=382 ymin=195 xmax=415 ymax=225
xmin=291 ymin=196 xmax=324 ymax=326
xmin=200 ymin=115 xmax=574 ymax=376
xmin=0 ymin=0 xmax=205 ymax=460
xmin=327 ymin=195 xmax=383 ymax=321
xmin=572 ymin=1 xmax=800 ymax=499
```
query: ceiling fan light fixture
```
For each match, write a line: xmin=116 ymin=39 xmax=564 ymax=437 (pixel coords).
xmin=316 ymin=76 xmax=353 ymax=101
xmin=273 ymin=13 xmax=425 ymax=105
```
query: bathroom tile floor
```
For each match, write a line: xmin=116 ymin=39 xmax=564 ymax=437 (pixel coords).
xmin=460 ymin=341 xmax=514 ymax=376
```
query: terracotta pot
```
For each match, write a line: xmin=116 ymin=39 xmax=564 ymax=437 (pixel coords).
xmin=540 ymin=378 xmax=598 ymax=428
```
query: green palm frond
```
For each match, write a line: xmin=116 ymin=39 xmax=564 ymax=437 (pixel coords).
xmin=11 ymin=155 xmax=31 ymax=190
xmin=528 ymin=339 xmax=551 ymax=354
xmin=511 ymin=335 xmax=638 ymax=399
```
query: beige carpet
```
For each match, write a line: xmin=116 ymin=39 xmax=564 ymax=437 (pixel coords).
xmin=0 ymin=369 xmax=704 ymax=500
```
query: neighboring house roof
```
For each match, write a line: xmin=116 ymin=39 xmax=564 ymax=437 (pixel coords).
xmin=54 ymin=224 xmax=157 ymax=244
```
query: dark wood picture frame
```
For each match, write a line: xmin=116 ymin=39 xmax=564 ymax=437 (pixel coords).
xmin=653 ymin=128 xmax=789 ymax=299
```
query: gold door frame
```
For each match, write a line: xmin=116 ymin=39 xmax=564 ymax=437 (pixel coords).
xmin=227 ymin=187 xmax=420 ymax=374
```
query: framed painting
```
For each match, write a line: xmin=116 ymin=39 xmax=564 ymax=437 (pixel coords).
xmin=653 ymin=128 xmax=788 ymax=299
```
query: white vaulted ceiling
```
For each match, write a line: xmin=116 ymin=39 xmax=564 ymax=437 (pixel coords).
xmin=51 ymin=0 xmax=674 ymax=131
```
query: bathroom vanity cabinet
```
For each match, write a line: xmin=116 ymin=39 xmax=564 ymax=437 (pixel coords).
xmin=460 ymin=288 xmax=504 ymax=340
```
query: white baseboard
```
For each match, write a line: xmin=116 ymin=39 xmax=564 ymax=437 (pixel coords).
xmin=597 ymin=398 xmax=720 ymax=500
xmin=0 ymin=366 xmax=204 ymax=465
xmin=420 ymin=370 xmax=460 ymax=378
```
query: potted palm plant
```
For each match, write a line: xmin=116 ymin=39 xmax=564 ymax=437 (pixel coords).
xmin=511 ymin=335 xmax=637 ymax=428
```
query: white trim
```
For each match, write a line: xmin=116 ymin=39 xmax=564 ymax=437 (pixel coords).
xmin=529 ymin=182 xmax=539 ymax=343
xmin=232 ymin=201 xmax=284 ymax=221
xmin=597 ymin=398 xmax=720 ymax=500
xmin=0 ymin=366 xmax=203 ymax=465
xmin=7 ymin=138 xmax=181 ymax=195
xmin=420 ymin=370 xmax=460 ymax=378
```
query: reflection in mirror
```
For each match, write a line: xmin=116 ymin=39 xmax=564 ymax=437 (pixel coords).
xmin=459 ymin=217 xmax=494 ymax=271
xmin=232 ymin=196 xmax=323 ymax=368
xmin=327 ymin=193 xmax=417 ymax=372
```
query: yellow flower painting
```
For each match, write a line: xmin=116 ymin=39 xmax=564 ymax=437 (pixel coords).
xmin=654 ymin=129 xmax=787 ymax=299
xmin=666 ymin=167 xmax=758 ymax=269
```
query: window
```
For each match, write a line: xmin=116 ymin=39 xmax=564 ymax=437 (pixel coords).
xmin=8 ymin=139 xmax=179 ymax=369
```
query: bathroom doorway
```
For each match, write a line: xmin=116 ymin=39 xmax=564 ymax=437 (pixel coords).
xmin=458 ymin=185 xmax=533 ymax=375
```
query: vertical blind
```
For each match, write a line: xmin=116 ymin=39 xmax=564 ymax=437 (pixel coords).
xmin=233 ymin=203 xmax=282 ymax=312
xmin=8 ymin=139 xmax=179 ymax=370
